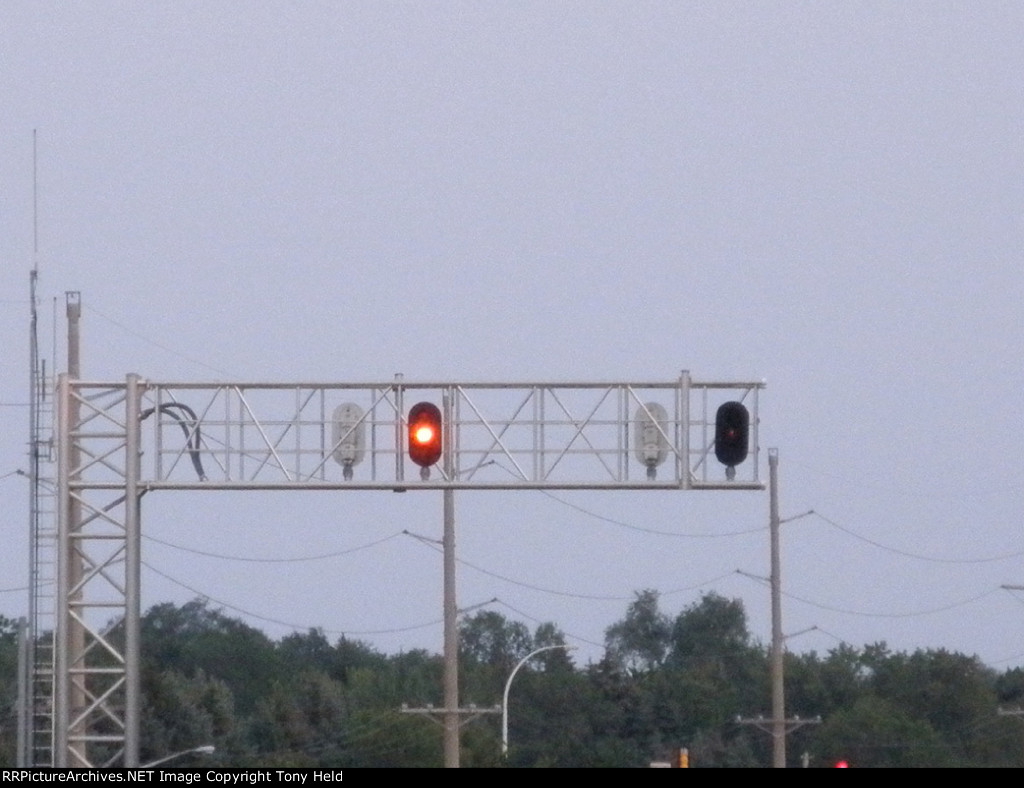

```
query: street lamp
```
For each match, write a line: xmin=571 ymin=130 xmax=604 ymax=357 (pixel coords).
xmin=501 ymin=645 xmax=575 ymax=758
xmin=141 ymin=745 xmax=215 ymax=768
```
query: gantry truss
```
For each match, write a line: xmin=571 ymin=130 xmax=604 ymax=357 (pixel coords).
xmin=54 ymin=371 xmax=764 ymax=766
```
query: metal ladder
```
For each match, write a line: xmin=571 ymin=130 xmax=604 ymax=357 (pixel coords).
xmin=29 ymin=359 xmax=56 ymax=767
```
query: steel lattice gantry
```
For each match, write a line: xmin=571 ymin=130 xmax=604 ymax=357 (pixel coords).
xmin=54 ymin=371 xmax=764 ymax=766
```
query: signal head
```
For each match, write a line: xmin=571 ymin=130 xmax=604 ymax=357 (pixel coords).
xmin=408 ymin=402 xmax=443 ymax=469
xmin=714 ymin=401 xmax=750 ymax=469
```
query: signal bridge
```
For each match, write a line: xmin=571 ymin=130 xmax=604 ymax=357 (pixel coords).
xmin=62 ymin=372 xmax=764 ymax=492
xmin=52 ymin=370 xmax=764 ymax=767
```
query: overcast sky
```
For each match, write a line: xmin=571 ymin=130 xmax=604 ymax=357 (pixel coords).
xmin=2 ymin=2 xmax=1023 ymax=673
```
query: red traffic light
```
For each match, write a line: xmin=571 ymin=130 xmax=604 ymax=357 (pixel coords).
xmin=408 ymin=402 xmax=443 ymax=468
xmin=835 ymin=760 xmax=849 ymax=769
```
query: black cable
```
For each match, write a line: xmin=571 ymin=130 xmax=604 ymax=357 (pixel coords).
xmin=139 ymin=402 xmax=206 ymax=480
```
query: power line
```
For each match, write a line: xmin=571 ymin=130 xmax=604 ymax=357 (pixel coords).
xmin=144 ymin=530 xmax=404 ymax=563
xmin=813 ymin=511 xmax=1023 ymax=564
xmin=492 ymin=461 xmax=764 ymax=537
xmin=786 ymin=456 xmax=1024 ymax=502
xmin=141 ymin=560 xmax=442 ymax=637
xmin=536 ymin=486 xmax=765 ymax=537
xmin=770 ymin=573 xmax=999 ymax=618
xmin=408 ymin=529 xmax=737 ymax=602
xmin=492 ymin=599 xmax=605 ymax=650
xmin=84 ymin=303 xmax=236 ymax=377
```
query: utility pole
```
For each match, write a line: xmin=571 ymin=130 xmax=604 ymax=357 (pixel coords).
xmin=738 ymin=449 xmax=819 ymax=765
xmin=442 ymin=390 xmax=459 ymax=767
xmin=769 ymin=448 xmax=784 ymax=767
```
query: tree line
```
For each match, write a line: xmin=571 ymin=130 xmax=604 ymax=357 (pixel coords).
xmin=1 ymin=591 xmax=1023 ymax=767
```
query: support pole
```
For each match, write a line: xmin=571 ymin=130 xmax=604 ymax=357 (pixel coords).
xmin=441 ymin=392 xmax=459 ymax=768
xmin=769 ymin=448 xmax=785 ymax=768
xmin=54 ymin=373 xmax=69 ymax=768
xmin=442 ymin=485 xmax=458 ymax=767
xmin=739 ymin=458 xmax=819 ymax=764
xmin=64 ymin=294 xmax=86 ymax=767
xmin=124 ymin=374 xmax=142 ymax=767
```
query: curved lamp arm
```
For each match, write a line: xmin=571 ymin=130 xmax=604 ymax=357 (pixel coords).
xmin=501 ymin=645 xmax=576 ymax=757
xmin=141 ymin=745 xmax=215 ymax=769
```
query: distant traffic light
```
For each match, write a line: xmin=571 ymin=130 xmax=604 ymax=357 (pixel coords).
xmin=408 ymin=402 xmax=443 ymax=477
xmin=714 ymin=401 xmax=749 ymax=475
xmin=834 ymin=760 xmax=849 ymax=768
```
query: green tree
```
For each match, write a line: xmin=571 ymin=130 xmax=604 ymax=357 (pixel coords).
xmin=810 ymin=694 xmax=952 ymax=768
xmin=667 ymin=592 xmax=764 ymax=702
xmin=604 ymin=590 xmax=671 ymax=674
xmin=458 ymin=610 xmax=534 ymax=719
xmin=277 ymin=629 xmax=384 ymax=686
xmin=799 ymin=644 xmax=864 ymax=713
xmin=43 ymin=596 xmax=1024 ymax=767
xmin=0 ymin=616 xmax=21 ymax=767
xmin=140 ymin=668 xmax=240 ymax=767
xmin=142 ymin=599 xmax=281 ymax=714
xmin=657 ymin=594 xmax=768 ymax=766
xmin=531 ymin=622 xmax=575 ymax=672
xmin=865 ymin=646 xmax=999 ymax=765
xmin=459 ymin=611 xmax=533 ymax=673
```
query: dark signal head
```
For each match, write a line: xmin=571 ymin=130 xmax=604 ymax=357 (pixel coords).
xmin=714 ymin=401 xmax=749 ymax=469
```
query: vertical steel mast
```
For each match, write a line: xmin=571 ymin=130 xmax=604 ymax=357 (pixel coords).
xmin=22 ymin=236 xmax=40 ymax=770
xmin=25 ymin=130 xmax=57 ymax=768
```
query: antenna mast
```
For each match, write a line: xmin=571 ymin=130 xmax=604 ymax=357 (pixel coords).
xmin=24 ymin=130 xmax=56 ymax=767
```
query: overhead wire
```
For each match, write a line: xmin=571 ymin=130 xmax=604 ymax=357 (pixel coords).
xmin=145 ymin=530 xmax=405 ymax=563
xmin=142 ymin=560 xmax=442 ymax=637
xmin=406 ymin=529 xmax=632 ymax=599
xmin=407 ymin=528 xmax=736 ymax=602
xmin=84 ymin=303 xmax=236 ymax=378
xmin=492 ymin=599 xmax=605 ymax=651
xmin=490 ymin=460 xmax=764 ymax=538
xmin=786 ymin=455 xmax=1024 ymax=502
xmin=535 ymin=486 xmax=765 ymax=537
xmin=738 ymin=570 xmax=1002 ymax=619
xmin=811 ymin=626 xmax=848 ymax=645
xmin=812 ymin=510 xmax=1024 ymax=564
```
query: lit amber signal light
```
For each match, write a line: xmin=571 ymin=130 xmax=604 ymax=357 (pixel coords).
xmin=408 ymin=402 xmax=443 ymax=469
